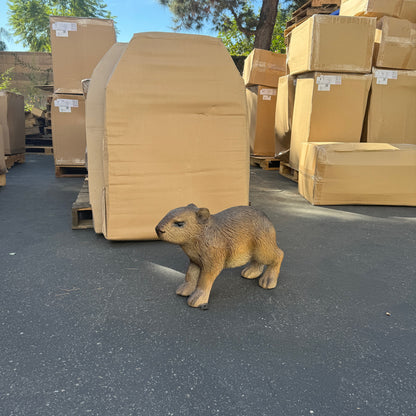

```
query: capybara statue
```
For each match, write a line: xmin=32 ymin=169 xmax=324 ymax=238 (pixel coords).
xmin=155 ymin=204 xmax=284 ymax=309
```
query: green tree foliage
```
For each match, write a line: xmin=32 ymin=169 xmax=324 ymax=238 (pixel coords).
xmin=218 ymin=5 xmax=289 ymax=55
xmin=0 ymin=27 xmax=12 ymax=51
xmin=159 ymin=0 xmax=280 ymax=50
xmin=7 ymin=0 xmax=115 ymax=52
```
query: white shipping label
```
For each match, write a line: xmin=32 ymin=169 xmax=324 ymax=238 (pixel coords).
xmin=59 ymin=106 xmax=72 ymax=113
xmin=52 ymin=22 xmax=78 ymax=32
xmin=374 ymin=70 xmax=398 ymax=85
xmin=259 ymin=88 xmax=277 ymax=96
xmin=316 ymin=75 xmax=342 ymax=91
xmin=55 ymin=30 xmax=68 ymax=37
xmin=54 ymin=99 xmax=79 ymax=108
xmin=262 ymin=95 xmax=272 ymax=101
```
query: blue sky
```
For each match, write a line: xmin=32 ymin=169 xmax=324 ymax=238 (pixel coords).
xmin=0 ymin=0 xmax=233 ymax=51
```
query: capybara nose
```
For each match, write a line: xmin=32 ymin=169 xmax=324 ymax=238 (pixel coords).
xmin=155 ymin=226 xmax=165 ymax=236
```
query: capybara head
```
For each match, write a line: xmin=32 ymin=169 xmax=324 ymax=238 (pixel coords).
xmin=155 ymin=203 xmax=210 ymax=245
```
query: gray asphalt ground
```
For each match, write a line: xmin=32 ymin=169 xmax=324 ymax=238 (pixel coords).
xmin=1 ymin=154 xmax=416 ymax=416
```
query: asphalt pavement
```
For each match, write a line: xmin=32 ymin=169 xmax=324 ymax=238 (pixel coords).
xmin=1 ymin=154 xmax=415 ymax=416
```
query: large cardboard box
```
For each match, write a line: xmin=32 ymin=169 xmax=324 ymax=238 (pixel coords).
xmin=373 ymin=17 xmax=416 ymax=70
xmin=88 ymin=32 xmax=249 ymax=240
xmin=86 ymin=43 xmax=128 ymax=234
xmin=0 ymin=127 xmax=6 ymax=175
xmin=51 ymin=93 xmax=86 ymax=166
xmin=340 ymin=0 xmax=403 ymax=18
xmin=274 ymin=75 xmax=296 ymax=161
xmin=0 ymin=91 xmax=25 ymax=155
xmin=246 ymin=85 xmax=277 ymax=156
xmin=400 ymin=0 xmax=416 ymax=22
xmin=299 ymin=142 xmax=416 ymax=206
xmin=243 ymin=49 xmax=286 ymax=87
xmin=290 ymin=72 xmax=372 ymax=170
xmin=287 ymin=15 xmax=376 ymax=75
xmin=366 ymin=69 xmax=416 ymax=143
xmin=50 ymin=16 xmax=116 ymax=94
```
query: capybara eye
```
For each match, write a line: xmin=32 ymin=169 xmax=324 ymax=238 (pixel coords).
xmin=174 ymin=221 xmax=185 ymax=227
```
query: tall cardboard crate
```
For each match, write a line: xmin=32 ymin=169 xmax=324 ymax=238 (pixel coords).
xmin=0 ymin=127 xmax=6 ymax=186
xmin=50 ymin=16 xmax=116 ymax=94
xmin=87 ymin=33 xmax=249 ymax=240
xmin=0 ymin=91 xmax=25 ymax=155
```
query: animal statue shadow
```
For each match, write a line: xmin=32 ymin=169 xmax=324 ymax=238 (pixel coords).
xmin=155 ymin=204 xmax=284 ymax=309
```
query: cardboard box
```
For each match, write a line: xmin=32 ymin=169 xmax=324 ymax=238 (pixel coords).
xmin=86 ymin=43 xmax=128 ymax=234
xmin=365 ymin=69 xmax=416 ymax=143
xmin=51 ymin=93 xmax=86 ymax=166
xmin=400 ymin=0 xmax=416 ymax=22
xmin=340 ymin=0 xmax=402 ymax=18
xmin=274 ymin=75 xmax=296 ymax=161
xmin=0 ymin=91 xmax=25 ymax=155
xmin=373 ymin=17 xmax=416 ymax=70
xmin=243 ymin=49 xmax=286 ymax=87
xmin=0 ymin=127 xmax=6 ymax=175
xmin=50 ymin=16 xmax=116 ymax=94
xmin=88 ymin=32 xmax=249 ymax=240
xmin=246 ymin=85 xmax=277 ymax=156
xmin=287 ymin=15 xmax=376 ymax=75
xmin=290 ymin=72 xmax=372 ymax=170
xmin=299 ymin=142 xmax=416 ymax=206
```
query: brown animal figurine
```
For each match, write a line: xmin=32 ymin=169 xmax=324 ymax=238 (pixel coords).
xmin=155 ymin=204 xmax=284 ymax=309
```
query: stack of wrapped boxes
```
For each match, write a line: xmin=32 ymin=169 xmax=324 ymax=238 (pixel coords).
xmin=243 ymin=49 xmax=286 ymax=157
xmin=85 ymin=33 xmax=249 ymax=240
xmin=279 ymin=0 xmax=416 ymax=206
xmin=49 ymin=16 xmax=116 ymax=173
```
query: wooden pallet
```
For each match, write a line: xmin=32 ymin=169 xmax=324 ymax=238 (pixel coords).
xmin=286 ymin=4 xmax=339 ymax=26
xmin=292 ymin=0 xmax=340 ymax=17
xmin=26 ymin=145 xmax=54 ymax=155
xmin=5 ymin=153 xmax=25 ymax=169
xmin=72 ymin=178 xmax=93 ymax=230
xmin=0 ymin=174 xmax=5 ymax=187
xmin=279 ymin=162 xmax=298 ymax=183
xmin=55 ymin=165 xmax=88 ymax=178
xmin=250 ymin=156 xmax=280 ymax=171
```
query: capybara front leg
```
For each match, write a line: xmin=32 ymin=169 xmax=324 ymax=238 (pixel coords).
xmin=176 ymin=262 xmax=200 ymax=297
xmin=187 ymin=268 xmax=221 ymax=308
xmin=259 ymin=247 xmax=284 ymax=289
xmin=241 ymin=261 xmax=264 ymax=279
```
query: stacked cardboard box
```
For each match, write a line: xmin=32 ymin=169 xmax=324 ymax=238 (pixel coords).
xmin=85 ymin=33 xmax=249 ymax=240
xmin=293 ymin=2 xmax=416 ymax=206
xmin=287 ymin=15 xmax=375 ymax=171
xmin=0 ymin=126 xmax=6 ymax=186
xmin=243 ymin=49 xmax=286 ymax=157
xmin=0 ymin=91 xmax=25 ymax=156
xmin=49 ymin=16 xmax=116 ymax=168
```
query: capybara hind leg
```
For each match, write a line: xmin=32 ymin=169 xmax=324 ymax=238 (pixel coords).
xmin=241 ymin=261 xmax=264 ymax=279
xmin=176 ymin=262 xmax=200 ymax=297
xmin=259 ymin=248 xmax=284 ymax=289
xmin=187 ymin=269 xmax=220 ymax=308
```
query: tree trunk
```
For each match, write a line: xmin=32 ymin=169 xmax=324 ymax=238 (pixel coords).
xmin=253 ymin=0 xmax=279 ymax=50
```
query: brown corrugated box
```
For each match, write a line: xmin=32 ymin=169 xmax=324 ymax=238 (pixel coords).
xmin=340 ymin=0 xmax=403 ymax=18
xmin=0 ymin=91 xmax=25 ymax=155
xmin=50 ymin=16 xmax=116 ymax=94
xmin=373 ymin=17 xmax=416 ymax=70
xmin=246 ymin=85 xmax=277 ymax=156
xmin=287 ymin=15 xmax=376 ymax=75
xmin=51 ymin=93 xmax=86 ymax=166
xmin=274 ymin=75 xmax=296 ymax=161
xmin=86 ymin=43 xmax=128 ymax=234
xmin=400 ymin=0 xmax=416 ymax=22
xmin=87 ymin=32 xmax=249 ymax=240
xmin=0 ymin=126 xmax=6 ymax=175
xmin=290 ymin=72 xmax=372 ymax=170
xmin=243 ymin=49 xmax=286 ymax=87
xmin=365 ymin=69 xmax=416 ymax=143
xmin=299 ymin=142 xmax=416 ymax=206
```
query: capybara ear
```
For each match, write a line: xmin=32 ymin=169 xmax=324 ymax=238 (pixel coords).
xmin=196 ymin=208 xmax=210 ymax=223
xmin=187 ymin=203 xmax=198 ymax=209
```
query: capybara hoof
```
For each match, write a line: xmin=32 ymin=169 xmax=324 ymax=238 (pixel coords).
xmin=187 ymin=289 xmax=209 ymax=308
xmin=259 ymin=272 xmax=278 ymax=290
xmin=241 ymin=262 xmax=264 ymax=279
xmin=199 ymin=303 xmax=209 ymax=310
xmin=176 ymin=282 xmax=197 ymax=297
